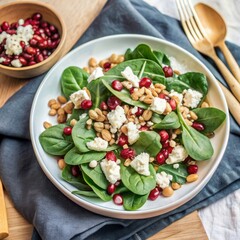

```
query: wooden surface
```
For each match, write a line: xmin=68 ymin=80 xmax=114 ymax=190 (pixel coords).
xmin=0 ymin=0 xmax=207 ymax=239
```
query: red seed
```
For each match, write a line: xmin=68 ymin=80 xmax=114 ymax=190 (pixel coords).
xmin=32 ymin=12 xmax=42 ymax=21
xmin=118 ymin=134 xmax=128 ymax=146
xmin=161 ymin=149 xmax=169 ymax=159
xmin=51 ymin=33 xmax=60 ymax=40
xmin=2 ymin=57 xmax=11 ymax=66
xmin=38 ymin=40 xmax=48 ymax=49
xmin=42 ymin=49 xmax=48 ymax=56
xmin=156 ymin=152 xmax=165 ymax=165
xmin=29 ymin=38 xmax=38 ymax=47
xmin=111 ymin=80 xmax=123 ymax=91
xmin=31 ymin=20 xmax=40 ymax=26
xmin=169 ymin=99 xmax=177 ymax=110
xmin=28 ymin=61 xmax=37 ymax=66
xmin=159 ymin=130 xmax=169 ymax=142
xmin=139 ymin=125 xmax=149 ymax=131
xmin=162 ymin=140 xmax=170 ymax=148
xmin=22 ymin=53 xmax=32 ymax=60
xmin=10 ymin=22 xmax=18 ymax=29
xmin=105 ymin=151 xmax=117 ymax=162
xmin=1 ymin=21 xmax=9 ymax=31
xmin=135 ymin=107 xmax=143 ymax=116
xmin=19 ymin=56 xmax=27 ymax=66
xmin=148 ymin=187 xmax=160 ymax=200
xmin=100 ymin=101 xmax=108 ymax=110
xmin=120 ymin=148 xmax=135 ymax=160
xmin=49 ymin=24 xmax=57 ymax=33
xmin=129 ymin=87 xmax=135 ymax=94
xmin=35 ymin=54 xmax=44 ymax=63
xmin=107 ymin=96 xmax=121 ymax=110
xmin=63 ymin=126 xmax=72 ymax=135
xmin=163 ymin=66 xmax=173 ymax=77
xmin=167 ymin=146 xmax=173 ymax=154
xmin=107 ymin=184 xmax=116 ymax=195
xmin=192 ymin=122 xmax=205 ymax=131
xmin=80 ymin=99 xmax=92 ymax=109
xmin=26 ymin=47 xmax=36 ymax=55
xmin=159 ymin=93 xmax=170 ymax=101
xmin=139 ymin=77 xmax=152 ymax=88
xmin=115 ymin=180 xmax=121 ymax=187
xmin=113 ymin=194 xmax=123 ymax=205
xmin=40 ymin=21 xmax=48 ymax=28
xmin=33 ymin=35 xmax=44 ymax=43
xmin=6 ymin=29 xmax=16 ymax=35
xmin=71 ymin=166 xmax=80 ymax=177
xmin=187 ymin=165 xmax=198 ymax=174
xmin=103 ymin=62 xmax=111 ymax=69
xmin=44 ymin=27 xmax=51 ymax=37
xmin=20 ymin=41 xmax=25 ymax=49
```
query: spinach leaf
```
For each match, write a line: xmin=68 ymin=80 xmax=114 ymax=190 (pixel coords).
xmin=62 ymin=165 xmax=91 ymax=190
xmin=102 ymin=79 xmax=148 ymax=109
xmin=72 ymin=190 xmax=98 ymax=198
xmin=122 ymin=192 xmax=148 ymax=211
xmin=177 ymin=107 xmax=214 ymax=161
xmin=132 ymin=131 xmax=162 ymax=156
xmin=157 ymin=163 xmax=188 ymax=184
xmin=72 ymin=116 xmax=96 ymax=153
xmin=67 ymin=109 xmax=86 ymax=123
xmin=82 ymin=171 xmax=111 ymax=201
xmin=60 ymin=66 xmax=89 ymax=99
xmin=39 ymin=124 xmax=74 ymax=155
xmin=64 ymin=147 xmax=105 ymax=165
xmin=121 ymin=164 xmax=156 ymax=195
xmin=81 ymin=163 xmax=109 ymax=189
xmin=153 ymin=50 xmax=171 ymax=65
xmin=114 ymin=184 xmax=129 ymax=194
xmin=153 ymin=112 xmax=180 ymax=129
xmin=192 ymin=107 xmax=226 ymax=133
xmin=151 ymin=113 xmax=162 ymax=124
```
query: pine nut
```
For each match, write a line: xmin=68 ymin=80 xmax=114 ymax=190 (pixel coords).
xmin=51 ymin=103 xmax=61 ymax=110
xmin=88 ymin=57 xmax=97 ymax=67
xmin=171 ymin=182 xmax=181 ymax=190
xmin=43 ymin=121 xmax=52 ymax=129
xmin=201 ymin=102 xmax=209 ymax=108
xmin=70 ymin=119 xmax=77 ymax=127
xmin=190 ymin=111 xmax=198 ymax=120
xmin=109 ymin=53 xmax=118 ymax=63
xmin=58 ymin=159 xmax=66 ymax=170
xmin=57 ymin=114 xmax=67 ymax=123
xmin=57 ymin=108 xmax=65 ymax=115
xmin=49 ymin=109 xmax=57 ymax=116
xmin=48 ymin=99 xmax=57 ymax=107
xmin=186 ymin=174 xmax=199 ymax=183
xmin=57 ymin=96 xmax=67 ymax=104
xmin=162 ymin=186 xmax=174 ymax=197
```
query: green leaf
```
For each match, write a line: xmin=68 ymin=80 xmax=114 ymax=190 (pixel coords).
xmin=39 ymin=124 xmax=74 ymax=155
xmin=64 ymin=147 xmax=106 ymax=165
xmin=192 ymin=107 xmax=226 ymax=133
xmin=60 ymin=66 xmax=89 ymax=98
xmin=81 ymin=163 xmax=109 ymax=189
xmin=132 ymin=131 xmax=162 ymax=156
xmin=157 ymin=163 xmax=188 ymax=184
xmin=153 ymin=50 xmax=171 ymax=65
xmin=153 ymin=112 xmax=180 ymax=129
xmin=67 ymin=109 xmax=86 ymax=123
xmin=72 ymin=190 xmax=98 ymax=198
xmin=82 ymin=172 xmax=111 ymax=201
xmin=121 ymin=164 xmax=156 ymax=195
xmin=122 ymin=192 xmax=148 ymax=211
xmin=62 ymin=165 xmax=91 ymax=190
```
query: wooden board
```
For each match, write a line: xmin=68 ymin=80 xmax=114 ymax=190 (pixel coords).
xmin=0 ymin=0 xmax=207 ymax=239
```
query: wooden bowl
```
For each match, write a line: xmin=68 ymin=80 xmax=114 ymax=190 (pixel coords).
xmin=0 ymin=1 xmax=66 ymax=79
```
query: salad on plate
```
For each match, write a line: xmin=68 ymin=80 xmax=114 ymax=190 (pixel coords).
xmin=39 ymin=44 xmax=226 ymax=211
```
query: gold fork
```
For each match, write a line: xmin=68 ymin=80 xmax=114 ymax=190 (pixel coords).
xmin=176 ymin=0 xmax=240 ymax=125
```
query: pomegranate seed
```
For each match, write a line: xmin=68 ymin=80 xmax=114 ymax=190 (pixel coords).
xmin=38 ymin=40 xmax=48 ymax=49
xmin=183 ymin=156 xmax=194 ymax=164
xmin=10 ymin=22 xmax=18 ymax=29
xmin=159 ymin=130 xmax=169 ymax=142
xmin=35 ymin=54 xmax=44 ymax=63
xmin=22 ymin=53 xmax=32 ymax=60
xmin=28 ymin=61 xmax=37 ymax=66
xmin=192 ymin=122 xmax=205 ymax=131
xmin=49 ymin=24 xmax=57 ymax=33
xmin=42 ymin=49 xmax=48 ymax=56
xmin=6 ymin=30 xmax=16 ymax=35
xmin=105 ymin=151 xmax=117 ymax=162
xmin=120 ymin=148 xmax=135 ymax=160
xmin=139 ymin=77 xmax=152 ymax=88
xmin=2 ymin=57 xmax=11 ymax=66
xmin=20 ymin=41 xmax=25 ymax=49
xmin=187 ymin=165 xmax=198 ymax=174
xmin=129 ymin=87 xmax=135 ymax=94
xmin=32 ymin=12 xmax=42 ymax=21
xmin=167 ymin=146 xmax=173 ymax=154
xmin=80 ymin=99 xmax=92 ymax=109
xmin=163 ymin=66 xmax=173 ymax=77
xmin=135 ymin=107 xmax=143 ymax=116
xmin=40 ymin=21 xmax=48 ymax=28
xmin=169 ymin=99 xmax=177 ymax=110
xmin=159 ymin=93 xmax=170 ymax=101
xmin=47 ymin=39 xmax=52 ymax=48
xmin=100 ymin=101 xmax=108 ymax=110
xmin=1 ymin=21 xmax=9 ymax=31
xmin=103 ymin=62 xmax=111 ymax=69
xmin=31 ymin=20 xmax=40 ymax=26
xmin=43 ymin=55 xmax=48 ymax=60
xmin=148 ymin=187 xmax=160 ymax=200
xmin=139 ymin=125 xmax=149 ymax=131
xmin=162 ymin=140 xmax=170 ymax=148
xmin=113 ymin=194 xmax=123 ymax=205
xmin=111 ymin=80 xmax=123 ymax=91
xmin=118 ymin=134 xmax=128 ymax=146
xmin=33 ymin=35 xmax=44 ymax=43
xmin=104 ymin=67 xmax=110 ymax=72
xmin=44 ymin=27 xmax=51 ymax=37
xmin=115 ymin=180 xmax=121 ymax=187
xmin=156 ymin=152 xmax=165 ymax=165
xmin=71 ymin=166 xmax=80 ymax=177
xmin=26 ymin=47 xmax=36 ymax=55
xmin=63 ymin=126 xmax=72 ymax=135
xmin=51 ymin=40 xmax=59 ymax=49
xmin=51 ymin=33 xmax=60 ymax=40
xmin=107 ymin=184 xmax=116 ymax=195
xmin=19 ymin=56 xmax=27 ymax=66
xmin=107 ymin=96 xmax=121 ymax=110
xmin=29 ymin=38 xmax=38 ymax=47
xmin=41 ymin=33 xmax=47 ymax=39
xmin=161 ymin=149 xmax=169 ymax=159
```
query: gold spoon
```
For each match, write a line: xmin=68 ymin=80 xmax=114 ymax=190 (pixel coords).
xmin=195 ymin=3 xmax=240 ymax=83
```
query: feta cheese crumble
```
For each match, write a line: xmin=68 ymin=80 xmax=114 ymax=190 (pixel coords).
xmin=130 ymin=152 xmax=150 ymax=176
xmin=126 ymin=122 xmax=139 ymax=144
xmin=100 ymin=158 xmax=121 ymax=184
xmin=86 ymin=137 xmax=108 ymax=151
xmin=166 ymin=145 xmax=188 ymax=164
xmin=89 ymin=160 xmax=98 ymax=168
xmin=169 ymin=90 xmax=183 ymax=104
xmin=0 ymin=57 xmax=5 ymax=63
xmin=87 ymin=67 xmax=104 ymax=83
xmin=11 ymin=59 xmax=22 ymax=68
xmin=173 ymin=163 xmax=180 ymax=169
xmin=107 ymin=106 xmax=126 ymax=133
xmin=183 ymin=89 xmax=203 ymax=108
xmin=70 ymin=89 xmax=90 ymax=109
xmin=131 ymin=106 xmax=138 ymax=114
xmin=156 ymin=171 xmax=173 ymax=189
xmin=121 ymin=66 xmax=139 ymax=87
xmin=150 ymin=97 xmax=167 ymax=114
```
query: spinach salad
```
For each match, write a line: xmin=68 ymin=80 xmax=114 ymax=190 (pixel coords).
xmin=39 ymin=44 xmax=226 ymax=211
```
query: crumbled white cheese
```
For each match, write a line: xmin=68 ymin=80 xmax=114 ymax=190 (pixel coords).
xmin=17 ymin=25 xmax=34 ymax=42
xmin=146 ymin=121 xmax=154 ymax=127
xmin=87 ymin=67 xmax=104 ymax=83
xmin=121 ymin=66 xmax=139 ymax=87
xmin=126 ymin=122 xmax=139 ymax=144
xmin=130 ymin=152 xmax=150 ymax=176
xmin=166 ymin=145 xmax=188 ymax=164
xmin=156 ymin=171 xmax=173 ymax=189
xmin=131 ymin=106 xmax=138 ymax=114
xmin=11 ymin=59 xmax=22 ymax=68
xmin=173 ymin=163 xmax=180 ymax=169
xmin=89 ymin=160 xmax=98 ymax=168
xmin=18 ymin=19 xmax=24 ymax=26
xmin=107 ymin=105 xmax=126 ymax=133
xmin=0 ymin=57 xmax=5 ymax=63
xmin=79 ymin=113 xmax=87 ymax=119
xmin=70 ymin=89 xmax=90 ymax=109
xmin=183 ymin=89 xmax=203 ymax=108
xmin=86 ymin=137 xmax=108 ymax=151
xmin=169 ymin=90 xmax=183 ymax=104
xmin=150 ymin=97 xmax=167 ymax=114
xmin=100 ymin=158 xmax=121 ymax=184
xmin=0 ymin=31 xmax=9 ymax=44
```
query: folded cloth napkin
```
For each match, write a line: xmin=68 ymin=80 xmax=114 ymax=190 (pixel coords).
xmin=0 ymin=0 xmax=239 ymax=239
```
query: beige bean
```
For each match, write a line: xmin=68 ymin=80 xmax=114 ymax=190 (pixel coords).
xmin=162 ymin=186 xmax=174 ymax=197
xmin=186 ymin=174 xmax=199 ymax=183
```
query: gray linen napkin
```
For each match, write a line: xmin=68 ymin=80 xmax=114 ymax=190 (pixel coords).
xmin=0 ymin=0 xmax=239 ymax=239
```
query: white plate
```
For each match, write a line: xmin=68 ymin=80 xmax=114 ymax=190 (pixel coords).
xmin=30 ymin=34 xmax=229 ymax=219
